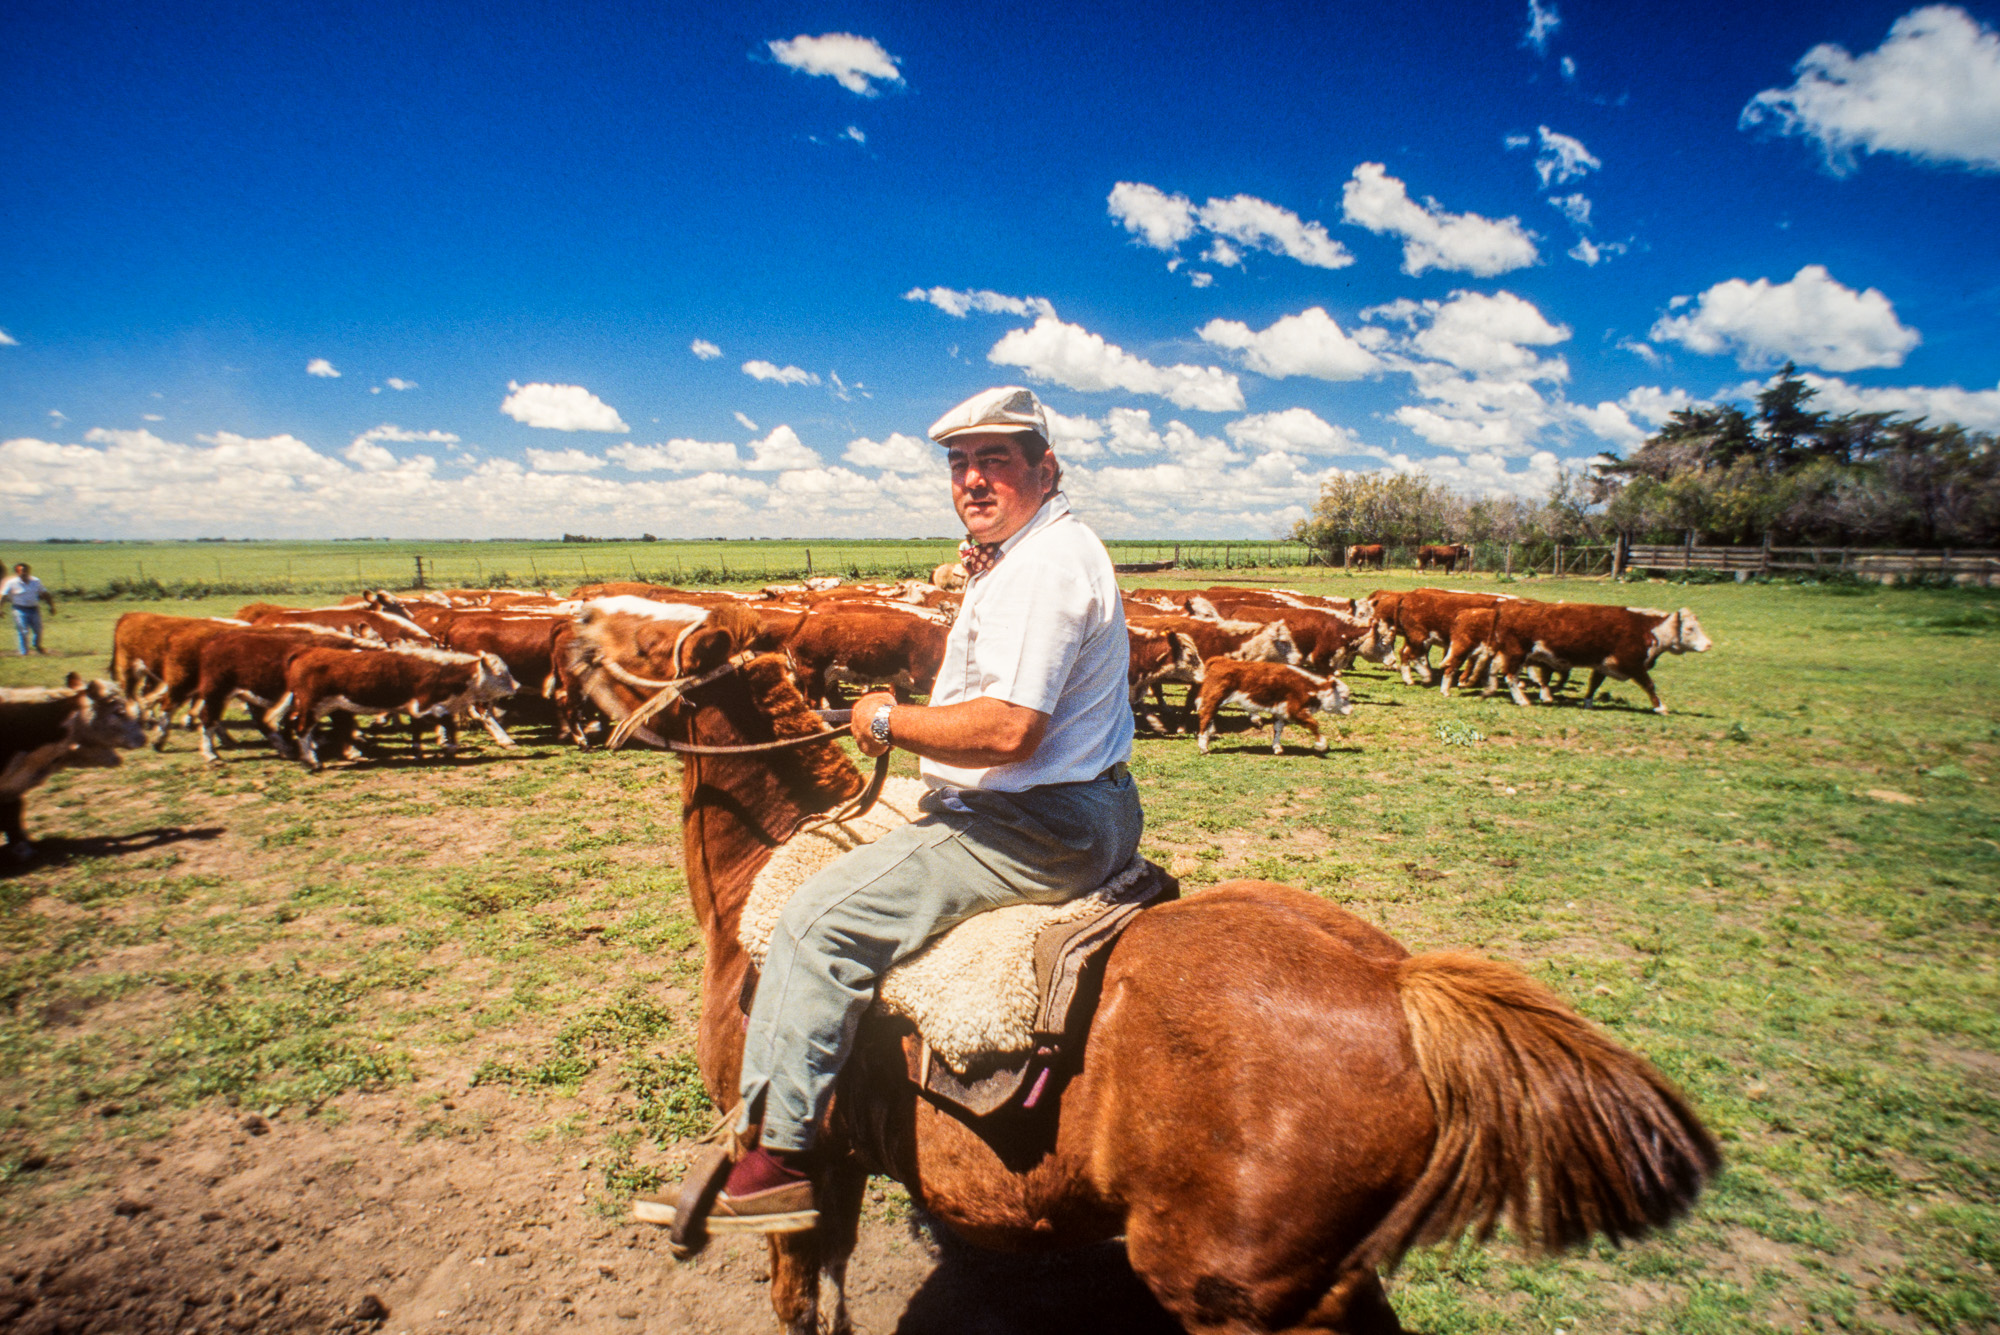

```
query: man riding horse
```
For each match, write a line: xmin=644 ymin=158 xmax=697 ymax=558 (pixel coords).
xmin=707 ymin=385 xmax=1141 ymax=1231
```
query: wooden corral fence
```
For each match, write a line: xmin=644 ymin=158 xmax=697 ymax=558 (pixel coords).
xmin=1622 ymin=539 xmax=2000 ymax=585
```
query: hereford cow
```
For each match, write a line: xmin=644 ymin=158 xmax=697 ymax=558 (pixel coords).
xmin=1379 ymin=587 xmax=1527 ymax=685
xmin=274 ymin=646 xmax=519 ymax=770
xmin=1443 ymin=602 xmax=1712 ymax=713
xmin=244 ymin=602 xmax=435 ymax=645
xmin=0 ymin=676 xmax=147 ymax=860
xmin=1416 ymin=543 xmax=1473 ymax=573
xmin=1125 ymin=614 xmax=1300 ymax=670
xmin=1202 ymin=603 xmax=1392 ymax=674
xmin=110 ymin=613 xmax=248 ymax=721
xmin=1196 ymin=660 xmax=1352 ymax=756
xmin=1126 ymin=625 xmax=1203 ymax=732
xmin=193 ymin=625 xmax=368 ymax=762
xmin=1345 ymin=543 xmax=1387 ymax=569
xmin=785 ymin=607 xmax=950 ymax=707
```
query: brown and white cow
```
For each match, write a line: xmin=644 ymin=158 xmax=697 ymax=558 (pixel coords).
xmin=275 ymin=645 xmax=519 ymax=770
xmin=1416 ymin=543 xmax=1473 ymax=573
xmin=193 ymin=625 xmax=368 ymax=762
xmin=1345 ymin=543 xmax=1387 ymax=569
xmin=1126 ymin=625 xmax=1203 ymax=732
xmin=0 ymin=676 xmax=147 ymax=859
xmin=1196 ymin=660 xmax=1352 ymax=756
xmin=785 ymin=607 xmax=949 ymax=707
xmin=1200 ymin=603 xmax=1392 ymax=675
xmin=1125 ymin=614 xmax=1301 ymax=669
xmin=243 ymin=602 xmax=436 ymax=645
xmin=1444 ymin=602 xmax=1713 ymax=713
xmin=1379 ymin=587 xmax=1528 ymax=685
xmin=109 ymin=612 xmax=249 ymax=726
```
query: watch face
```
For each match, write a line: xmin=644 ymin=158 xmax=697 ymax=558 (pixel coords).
xmin=872 ymin=707 xmax=892 ymax=743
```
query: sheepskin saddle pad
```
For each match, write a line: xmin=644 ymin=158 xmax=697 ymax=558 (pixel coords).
xmin=740 ymin=778 xmax=1176 ymax=1084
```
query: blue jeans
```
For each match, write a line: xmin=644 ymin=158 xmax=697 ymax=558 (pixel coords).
xmin=11 ymin=605 xmax=40 ymax=655
xmin=739 ymin=769 xmax=1144 ymax=1152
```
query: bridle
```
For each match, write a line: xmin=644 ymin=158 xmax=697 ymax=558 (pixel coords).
xmin=602 ymin=647 xmax=892 ymax=828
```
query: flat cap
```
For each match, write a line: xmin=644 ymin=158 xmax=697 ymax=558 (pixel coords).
xmin=927 ymin=386 xmax=1050 ymax=446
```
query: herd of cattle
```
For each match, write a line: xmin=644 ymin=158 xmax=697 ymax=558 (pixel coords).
xmin=0 ymin=576 xmax=1712 ymax=859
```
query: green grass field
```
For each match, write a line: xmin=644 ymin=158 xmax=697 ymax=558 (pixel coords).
xmin=1 ymin=572 xmax=1995 ymax=1332
xmin=0 ymin=537 xmax=1304 ymax=600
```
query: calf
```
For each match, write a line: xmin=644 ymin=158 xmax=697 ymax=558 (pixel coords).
xmin=1451 ymin=602 xmax=1713 ymax=713
xmin=0 ymin=676 xmax=146 ymax=859
xmin=1196 ymin=660 xmax=1352 ymax=756
xmin=785 ymin=607 xmax=949 ymax=707
xmin=276 ymin=646 xmax=518 ymax=770
xmin=1346 ymin=543 xmax=1387 ymax=569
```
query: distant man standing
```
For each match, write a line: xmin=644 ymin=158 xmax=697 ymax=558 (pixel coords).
xmin=1 ymin=563 xmax=55 ymax=656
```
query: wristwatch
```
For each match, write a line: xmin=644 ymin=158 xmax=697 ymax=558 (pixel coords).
xmin=869 ymin=704 xmax=894 ymax=747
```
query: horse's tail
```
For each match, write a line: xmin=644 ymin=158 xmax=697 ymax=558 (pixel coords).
xmin=1352 ymin=951 xmax=1718 ymax=1272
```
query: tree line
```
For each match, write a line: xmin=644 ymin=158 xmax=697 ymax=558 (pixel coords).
xmin=1292 ymin=366 xmax=1999 ymax=554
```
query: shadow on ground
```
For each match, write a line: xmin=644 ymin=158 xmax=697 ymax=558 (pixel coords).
xmin=6 ymin=825 xmax=223 ymax=873
xmin=896 ymin=1228 xmax=1181 ymax=1335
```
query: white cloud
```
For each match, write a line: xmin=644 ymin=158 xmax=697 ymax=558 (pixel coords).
xmin=745 ymin=425 xmax=821 ymax=471
xmin=1195 ymin=195 xmax=1353 ymax=270
xmin=1619 ymin=337 xmax=1663 ymax=366
xmin=1188 ymin=271 xmax=1215 ymax=289
xmin=1524 ymin=0 xmax=1562 ymax=54
xmin=691 ymin=339 xmax=723 ymax=360
xmin=1649 ymin=264 xmax=1920 ymax=371
xmin=742 ymin=360 xmax=821 ymax=387
xmin=902 ymin=287 xmax=1054 ymax=320
xmin=609 ymin=439 xmax=741 ymax=472
xmin=306 ymin=358 xmax=340 ymax=378
xmin=0 ymin=329 xmax=18 ymax=346
xmin=1739 ymin=371 xmax=2000 ymax=434
xmin=47 ymin=410 xmax=65 ymax=422
xmin=354 ymin=424 xmax=460 ymax=447
xmin=499 ymin=381 xmax=630 ymax=432
xmin=385 ymin=377 xmax=417 ymax=390
xmin=1358 ymin=290 xmax=1574 ymax=456
xmin=1107 ymin=182 xmax=1353 ymax=270
xmin=1570 ymin=387 xmax=1697 ymax=447
xmin=1107 ymin=182 xmax=1198 ymax=250
xmin=1535 ymin=126 xmax=1601 ymax=187
xmin=1376 ymin=447 xmax=1564 ymax=500
xmin=1548 ymin=192 xmax=1593 ymax=227
xmin=842 ymin=125 xmax=865 ymax=144
xmin=526 ymin=447 xmax=608 ymax=473
xmin=1340 ymin=163 xmax=1539 ymax=277
xmin=1197 ymin=307 xmax=1380 ymax=381
xmin=843 ymin=432 xmax=934 ymax=472
xmin=1741 ymin=5 xmax=2000 ymax=174
xmin=142 ymin=414 xmax=162 ymax=422
xmin=343 ymin=440 xmax=398 ymax=471
xmin=766 ymin=33 xmax=902 ymax=96
xmin=1399 ymin=290 xmax=1571 ymax=378
xmin=733 ymin=411 xmax=758 ymax=431
xmin=1225 ymin=408 xmax=1364 ymax=455
xmin=987 ymin=315 xmax=1245 ymax=411
xmin=1561 ymin=55 xmax=1577 ymax=80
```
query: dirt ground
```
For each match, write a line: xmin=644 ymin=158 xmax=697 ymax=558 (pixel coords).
xmin=0 ymin=1097 xmax=1191 ymax=1335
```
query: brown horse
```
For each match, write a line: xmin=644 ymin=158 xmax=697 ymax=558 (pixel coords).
xmin=571 ymin=604 xmax=1718 ymax=1334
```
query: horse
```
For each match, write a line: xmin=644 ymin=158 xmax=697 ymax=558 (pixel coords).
xmin=568 ymin=603 xmax=1718 ymax=1334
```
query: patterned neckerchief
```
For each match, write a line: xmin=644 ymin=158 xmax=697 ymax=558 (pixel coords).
xmin=958 ymin=537 xmax=1004 ymax=580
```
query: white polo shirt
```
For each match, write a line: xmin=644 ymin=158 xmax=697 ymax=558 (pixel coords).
xmin=923 ymin=494 xmax=1134 ymax=794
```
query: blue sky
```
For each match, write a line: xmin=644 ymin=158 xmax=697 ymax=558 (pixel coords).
xmin=2 ymin=0 xmax=1996 ymax=539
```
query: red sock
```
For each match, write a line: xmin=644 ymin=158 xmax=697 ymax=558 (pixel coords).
xmin=725 ymin=1145 xmax=808 ymax=1196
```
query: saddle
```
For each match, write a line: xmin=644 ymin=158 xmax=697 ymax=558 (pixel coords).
xmin=739 ymin=778 xmax=1178 ymax=1118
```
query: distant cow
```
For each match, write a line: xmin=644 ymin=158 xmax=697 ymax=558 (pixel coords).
xmin=1442 ymin=602 xmax=1713 ymax=713
xmin=1416 ymin=543 xmax=1472 ymax=573
xmin=1196 ymin=661 xmax=1352 ymax=756
xmin=275 ymin=646 xmax=519 ymax=770
xmin=0 ymin=676 xmax=147 ymax=860
xmin=1346 ymin=544 xmax=1387 ymax=569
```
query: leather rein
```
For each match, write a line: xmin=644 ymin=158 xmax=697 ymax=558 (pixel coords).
xmin=603 ymin=649 xmax=892 ymax=828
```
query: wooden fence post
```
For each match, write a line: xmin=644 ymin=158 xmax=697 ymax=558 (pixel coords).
xmin=1761 ymin=532 xmax=1772 ymax=575
xmin=1505 ymin=543 xmax=1514 ymax=575
xmin=805 ymin=548 xmax=813 ymax=577
xmin=1554 ymin=543 xmax=1563 ymax=578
